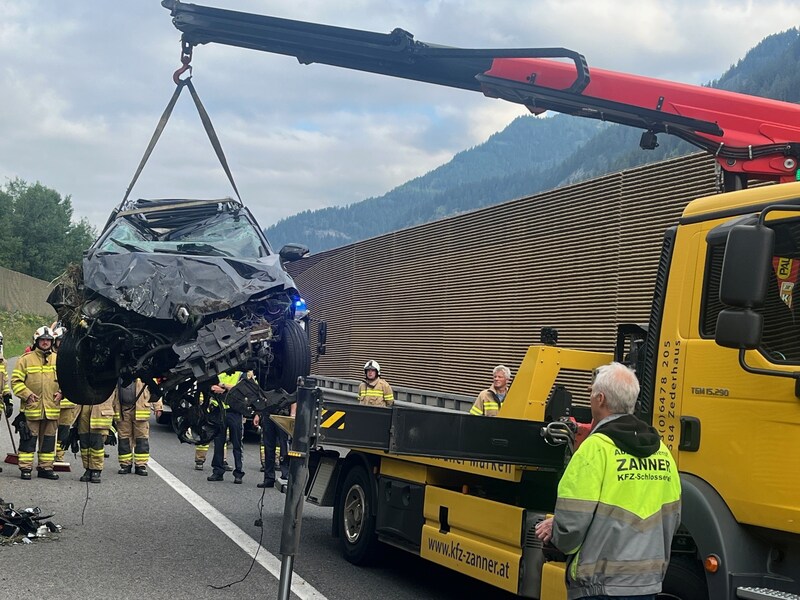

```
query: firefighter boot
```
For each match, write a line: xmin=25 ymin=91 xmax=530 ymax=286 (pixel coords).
xmin=20 ymin=469 xmax=32 ymax=480
xmin=135 ymin=466 xmax=148 ymax=476
xmin=80 ymin=469 xmax=91 ymax=482
xmin=37 ymin=469 xmax=59 ymax=480
xmin=90 ymin=470 xmax=101 ymax=484
xmin=118 ymin=465 xmax=132 ymax=474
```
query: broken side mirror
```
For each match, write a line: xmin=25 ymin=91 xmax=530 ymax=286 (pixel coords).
xmin=715 ymin=224 xmax=774 ymax=349
xmin=279 ymin=243 xmax=310 ymax=265
xmin=317 ymin=321 xmax=327 ymax=356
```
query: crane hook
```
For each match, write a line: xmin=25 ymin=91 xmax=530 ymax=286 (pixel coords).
xmin=173 ymin=39 xmax=193 ymax=85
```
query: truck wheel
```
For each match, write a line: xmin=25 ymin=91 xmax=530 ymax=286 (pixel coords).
xmin=57 ymin=331 xmax=116 ymax=405
xmin=277 ymin=320 xmax=310 ymax=393
xmin=337 ymin=465 xmax=381 ymax=565
xmin=660 ymin=555 xmax=708 ymax=600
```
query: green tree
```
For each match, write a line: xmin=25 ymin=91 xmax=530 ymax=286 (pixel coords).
xmin=0 ymin=178 xmax=96 ymax=281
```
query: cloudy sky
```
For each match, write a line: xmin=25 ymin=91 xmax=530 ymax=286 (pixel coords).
xmin=1 ymin=1 xmax=798 ymax=234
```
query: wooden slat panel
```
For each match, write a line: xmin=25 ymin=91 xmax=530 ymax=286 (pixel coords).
xmin=288 ymin=153 xmax=737 ymax=396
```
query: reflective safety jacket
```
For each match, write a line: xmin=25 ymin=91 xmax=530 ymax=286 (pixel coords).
xmin=211 ymin=372 xmax=243 ymax=410
xmin=82 ymin=396 xmax=115 ymax=431
xmin=11 ymin=348 xmax=60 ymax=420
xmin=470 ymin=387 xmax=505 ymax=416
xmin=552 ymin=414 xmax=681 ymax=600
xmin=358 ymin=378 xmax=394 ymax=407
xmin=112 ymin=379 xmax=161 ymax=421
xmin=0 ymin=357 xmax=10 ymax=397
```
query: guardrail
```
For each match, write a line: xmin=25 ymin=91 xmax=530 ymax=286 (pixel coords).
xmin=314 ymin=375 xmax=474 ymax=412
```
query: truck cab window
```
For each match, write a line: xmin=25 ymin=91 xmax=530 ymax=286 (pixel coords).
xmin=701 ymin=221 xmax=800 ymax=363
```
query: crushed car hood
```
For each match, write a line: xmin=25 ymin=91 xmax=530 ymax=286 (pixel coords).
xmin=83 ymin=252 xmax=294 ymax=319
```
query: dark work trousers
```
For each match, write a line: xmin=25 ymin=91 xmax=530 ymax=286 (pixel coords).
xmin=212 ymin=411 xmax=243 ymax=478
xmin=261 ymin=414 xmax=289 ymax=484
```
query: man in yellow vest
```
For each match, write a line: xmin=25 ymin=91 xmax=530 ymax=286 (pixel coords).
xmin=207 ymin=372 xmax=245 ymax=484
xmin=535 ymin=362 xmax=681 ymax=600
xmin=11 ymin=326 xmax=61 ymax=480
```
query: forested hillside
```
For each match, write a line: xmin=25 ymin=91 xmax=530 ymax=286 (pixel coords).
xmin=266 ymin=28 xmax=800 ymax=253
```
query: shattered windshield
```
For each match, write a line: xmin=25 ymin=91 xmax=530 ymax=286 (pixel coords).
xmin=97 ymin=211 xmax=268 ymax=259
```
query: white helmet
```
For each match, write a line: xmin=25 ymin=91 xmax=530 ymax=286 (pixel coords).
xmin=52 ymin=327 xmax=67 ymax=344
xmin=33 ymin=326 xmax=55 ymax=344
xmin=364 ymin=360 xmax=381 ymax=376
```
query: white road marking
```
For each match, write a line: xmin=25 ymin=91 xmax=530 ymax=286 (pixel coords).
xmin=149 ymin=458 xmax=328 ymax=600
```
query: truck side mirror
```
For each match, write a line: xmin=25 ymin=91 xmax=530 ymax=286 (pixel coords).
xmin=715 ymin=309 xmax=763 ymax=349
xmin=715 ymin=224 xmax=774 ymax=349
xmin=719 ymin=224 xmax=774 ymax=308
xmin=317 ymin=321 xmax=327 ymax=356
xmin=279 ymin=243 xmax=310 ymax=265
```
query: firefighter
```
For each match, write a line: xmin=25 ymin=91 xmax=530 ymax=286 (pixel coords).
xmin=52 ymin=327 xmax=80 ymax=464
xmin=535 ymin=362 xmax=681 ymax=599
xmin=0 ymin=330 xmax=13 ymax=473
xmin=74 ymin=392 xmax=116 ymax=484
xmin=358 ymin=360 xmax=394 ymax=407
xmin=11 ymin=326 xmax=61 ymax=480
xmin=470 ymin=365 xmax=511 ymax=416
xmin=112 ymin=378 xmax=162 ymax=476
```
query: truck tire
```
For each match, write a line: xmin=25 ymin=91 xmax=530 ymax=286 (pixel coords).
xmin=660 ymin=555 xmax=708 ymax=600
xmin=57 ymin=331 xmax=116 ymax=405
xmin=277 ymin=320 xmax=310 ymax=393
xmin=337 ymin=464 xmax=382 ymax=565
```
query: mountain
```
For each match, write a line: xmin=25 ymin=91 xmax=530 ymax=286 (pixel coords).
xmin=266 ymin=28 xmax=800 ymax=254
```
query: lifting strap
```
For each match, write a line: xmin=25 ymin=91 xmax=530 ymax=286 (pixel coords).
xmin=121 ymin=77 xmax=242 ymax=205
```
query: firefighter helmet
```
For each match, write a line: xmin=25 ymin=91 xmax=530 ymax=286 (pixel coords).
xmin=363 ymin=360 xmax=381 ymax=376
xmin=33 ymin=326 xmax=55 ymax=345
xmin=52 ymin=326 xmax=66 ymax=340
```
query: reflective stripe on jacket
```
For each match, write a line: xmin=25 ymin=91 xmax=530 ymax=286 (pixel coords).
xmin=11 ymin=349 xmax=60 ymax=420
xmin=470 ymin=388 xmax=504 ymax=416
xmin=552 ymin=432 xmax=681 ymax=600
xmin=358 ymin=378 xmax=394 ymax=407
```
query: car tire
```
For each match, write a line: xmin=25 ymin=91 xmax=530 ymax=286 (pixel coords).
xmin=660 ymin=555 xmax=708 ymax=600
xmin=337 ymin=464 xmax=382 ymax=565
xmin=57 ymin=331 xmax=116 ymax=405
xmin=277 ymin=320 xmax=310 ymax=393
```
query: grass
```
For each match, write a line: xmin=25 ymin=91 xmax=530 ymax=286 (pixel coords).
xmin=0 ymin=310 xmax=54 ymax=358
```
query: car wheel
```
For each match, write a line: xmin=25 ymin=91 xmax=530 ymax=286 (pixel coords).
xmin=57 ymin=331 xmax=116 ymax=405
xmin=660 ymin=555 xmax=708 ymax=600
xmin=277 ymin=320 xmax=310 ymax=393
xmin=337 ymin=464 xmax=382 ymax=565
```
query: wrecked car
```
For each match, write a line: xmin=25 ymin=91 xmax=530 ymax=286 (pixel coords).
xmin=48 ymin=197 xmax=312 ymax=438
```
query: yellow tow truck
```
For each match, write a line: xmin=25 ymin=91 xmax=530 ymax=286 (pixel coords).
xmin=159 ymin=3 xmax=800 ymax=598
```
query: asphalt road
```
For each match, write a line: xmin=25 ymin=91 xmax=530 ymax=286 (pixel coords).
xmin=0 ymin=362 xmax=515 ymax=599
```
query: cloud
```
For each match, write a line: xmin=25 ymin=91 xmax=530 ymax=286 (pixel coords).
xmin=1 ymin=0 xmax=798 ymax=233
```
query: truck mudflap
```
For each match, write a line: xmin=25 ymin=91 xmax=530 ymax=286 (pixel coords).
xmin=318 ymin=399 xmax=568 ymax=470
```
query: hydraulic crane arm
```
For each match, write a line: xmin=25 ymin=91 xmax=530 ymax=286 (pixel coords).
xmin=162 ymin=0 xmax=800 ymax=186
